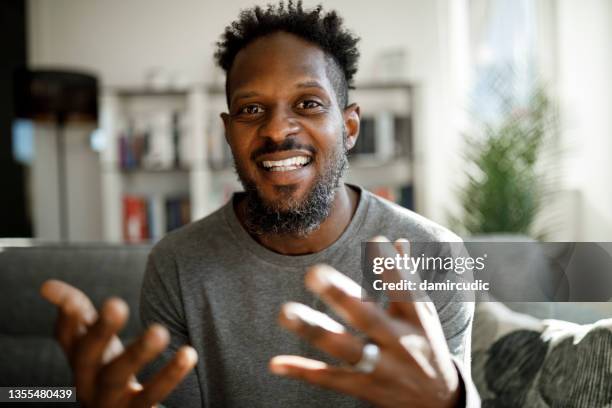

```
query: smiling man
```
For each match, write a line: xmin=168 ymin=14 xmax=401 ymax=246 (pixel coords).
xmin=40 ymin=2 xmax=479 ymax=407
xmin=220 ymin=17 xmax=357 ymax=244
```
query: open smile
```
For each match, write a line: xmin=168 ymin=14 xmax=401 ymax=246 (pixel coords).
xmin=260 ymin=155 xmax=313 ymax=172
xmin=255 ymin=151 xmax=316 ymax=184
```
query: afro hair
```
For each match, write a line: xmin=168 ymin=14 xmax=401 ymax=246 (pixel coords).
xmin=215 ymin=0 xmax=360 ymax=108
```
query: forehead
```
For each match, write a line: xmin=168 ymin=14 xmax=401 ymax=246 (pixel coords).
xmin=227 ymin=32 xmax=334 ymax=101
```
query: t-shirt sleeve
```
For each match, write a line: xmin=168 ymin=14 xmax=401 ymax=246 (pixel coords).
xmin=434 ymin=240 xmax=480 ymax=407
xmin=446 ymin=302 xmax=481 ymax=407
xmin=139 ymin=247 xmax=203 ymax=407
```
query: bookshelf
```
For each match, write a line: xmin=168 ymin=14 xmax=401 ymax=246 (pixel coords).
xmin=346 ymin=83 xmax=415 ymax=206
xmin=100 ymin=83 xmax=416 ymax=243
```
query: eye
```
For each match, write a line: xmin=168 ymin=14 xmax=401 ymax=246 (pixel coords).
xmin=296 ymin=99 xmax=322 ymax=110
xmin=238 ymin=104 xmax=264 ymax=115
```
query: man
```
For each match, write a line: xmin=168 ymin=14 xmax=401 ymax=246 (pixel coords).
xmin=41 ymin=2 xmax=479 ymax=407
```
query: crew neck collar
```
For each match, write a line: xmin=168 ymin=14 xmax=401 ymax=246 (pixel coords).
xmin=223 ymin=184 xmax=370 ymax=267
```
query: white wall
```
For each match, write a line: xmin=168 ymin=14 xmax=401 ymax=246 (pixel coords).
xmin=31 ymin=123 xmax=103 ymax=241
xmin=554 ymin=0 xmax=612 ymax=240
xmin=28 ymin=0 xmax=467 ymax=227
xmin=28 ymin=0 xmax=447 ymax=87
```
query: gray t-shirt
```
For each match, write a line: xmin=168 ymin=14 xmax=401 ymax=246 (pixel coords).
xmin=140 ymin=185 xmax=476 ymax=407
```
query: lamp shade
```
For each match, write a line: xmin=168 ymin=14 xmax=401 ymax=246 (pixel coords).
xmin=13 ymin=69 xmax=98 ymax=122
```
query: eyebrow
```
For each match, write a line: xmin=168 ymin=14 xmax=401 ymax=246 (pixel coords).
xmin=296 ymin=80 xmax=325 ymax=90
xmin=231 ymin=91 xmax=260 ymax=105
xmin=231 ymin=80 xmax=327 ymax=105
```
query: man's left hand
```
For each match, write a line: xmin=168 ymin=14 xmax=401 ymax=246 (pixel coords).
xmin=269 ymin=238 xmax=461 ymax=408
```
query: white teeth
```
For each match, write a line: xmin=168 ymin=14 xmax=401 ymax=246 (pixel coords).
xmin=262 ymin=156 xmax=311 ymax=170
xmin=270 ymin=165 xmax=299 ymax=172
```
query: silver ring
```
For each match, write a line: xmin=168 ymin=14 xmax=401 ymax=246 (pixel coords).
xmin=352 ymin=343 xmax=380 ymax=373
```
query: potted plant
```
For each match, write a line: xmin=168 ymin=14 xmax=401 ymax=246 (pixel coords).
xmin=451 ymin=80 xmax=560 ymax=239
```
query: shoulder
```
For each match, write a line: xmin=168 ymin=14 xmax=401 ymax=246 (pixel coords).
xmin=362 ymin=189 xmax=461 ymax=243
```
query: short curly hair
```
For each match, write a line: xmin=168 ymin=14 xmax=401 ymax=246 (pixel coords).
xmin=215 ymin=0 xmax=360 ymax=108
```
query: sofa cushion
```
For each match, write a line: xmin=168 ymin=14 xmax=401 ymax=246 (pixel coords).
xmin=0 ymin=244 xmax=151 ymax=337
xmin=0 ymin=335 xmax=72 ymax=386
xmin=472 ymin=302 xmax=612 ymax=407
xmin=0 ymin=243 xmax=151 ymax=387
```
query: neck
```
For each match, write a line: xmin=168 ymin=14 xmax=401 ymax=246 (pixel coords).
xmin=236 ymin=184 xmax=359 ymax=255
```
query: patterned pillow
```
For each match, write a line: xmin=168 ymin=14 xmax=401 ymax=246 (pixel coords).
xmin=472 ymin=302 xmax=612 ymax=407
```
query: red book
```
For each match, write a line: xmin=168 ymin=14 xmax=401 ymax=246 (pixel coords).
xmin=123 ymin=195 xmax=149 ymax=243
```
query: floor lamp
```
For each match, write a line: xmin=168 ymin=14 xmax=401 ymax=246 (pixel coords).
xmin=14 ymin=69 xmax=98 ymax=241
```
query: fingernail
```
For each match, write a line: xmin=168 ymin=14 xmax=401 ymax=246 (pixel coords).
xmin=149 ymin=324 xmax=169 ymax=341
xmin=270 ymin=364 xmax=289 ymax=375
xmin=281 ymin=303 xmax=302 ymax=329
xmin=283 ymin=303 xmax=300 ymax=319
xmin=309 ymin=264 xmax=363 ymax=298
xmin=104 ymin=298 xmax=128 ymax=323
xmin=144 ymin=324 xmax=169 ymax=351
xmin=284 ymin=302 xmax=346 ymax=334
xmin=178 ymin=347 xmax=198 ymax=368
xmin=307 ymin=265 xmax=333 ymax=293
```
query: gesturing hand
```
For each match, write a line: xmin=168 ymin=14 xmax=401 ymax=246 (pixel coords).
xmin=40 ymin=280 xmax=197 ymax=408
xmin=269 ymin=238 xmax=461 ymax=408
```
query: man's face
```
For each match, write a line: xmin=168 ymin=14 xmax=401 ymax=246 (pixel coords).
xmin=222 ymin=32 xmax=359 ymax=235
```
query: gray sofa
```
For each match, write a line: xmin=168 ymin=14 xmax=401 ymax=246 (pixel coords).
xmin=0 ymin=241 xmax=151 ymax=391
xmin=2 ymin=240 xmax=612 ymax=407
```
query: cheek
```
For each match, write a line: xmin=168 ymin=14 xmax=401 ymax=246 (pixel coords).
xmin=227 ymin=125 xmax=252 ymax=159
xmin=227 ymin=137 xmax=254 ymax=176
xmin=320 ymin=127 xmax=346 ymax=158
xmin=307 ymin=115 xmax=344 ymax=150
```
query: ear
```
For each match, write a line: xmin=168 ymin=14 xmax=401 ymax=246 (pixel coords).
xmin=343 ymin=103 xmax=360 ymax=151
xmin=220 ymin=112 xmax=230 ymax=143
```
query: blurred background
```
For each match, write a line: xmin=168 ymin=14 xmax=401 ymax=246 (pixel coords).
xmin=1 ymin=0 xmax=610 ymax=244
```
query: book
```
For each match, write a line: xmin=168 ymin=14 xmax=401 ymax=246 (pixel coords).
xmin=123 ymin=194 xmax=190 ymax=242
xmin=118 ymin=109 xmax=188 ymax=171
xmin=123 ymin=195 xmax=148 ymax=243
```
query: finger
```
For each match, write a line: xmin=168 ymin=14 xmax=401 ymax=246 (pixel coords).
xmin=96 ymin=323 xmax=170 ymax=399
xmin=368 ymin=236 xmax=422 ymax=303
xmin=270 ymin=355 xmax=373 ymax=398
xmin=40 ymin=280 xmax=98 ymax=355
xmin=41 ymin=280 xmax=98 ymax=323
xmin=393 ymin=238 xmax=410 ymax=257
xmin=278 ymin=303 xmax=422 ymax=382
xmin=391 ymin=238 xmax=423 ymax=286
xmin=134 ymin=346 xmax=198 ymax=407
xmin=54 ymin=301 xmax=83 ymax=355
xmin=73 ymin=298 xmax=128 ymax=401
xmin=305 ymin=264 xmax=402 ymax=347
xmin=279 ymin=302 xmax=364 ymax=364
xmin=388 ymin=239 xmax=437 ymax=330
xmin=379 ymin=238 xmax=430 ymax=312
xmin=386 ymin=239 xmax=421 ymax=319
xmin=367 ymin=236 xmax=409 ymax=318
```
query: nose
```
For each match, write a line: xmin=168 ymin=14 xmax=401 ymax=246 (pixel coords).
xmin=258 ymin=106 xmax=300 ymax=143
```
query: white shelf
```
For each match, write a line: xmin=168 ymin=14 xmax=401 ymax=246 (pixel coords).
xmin=100 ymin=83 xmax=418 ymax=243
xmin=346 ymin=157 xmax=412 ymax=188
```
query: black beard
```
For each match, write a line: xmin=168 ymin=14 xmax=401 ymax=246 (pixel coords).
xmin=235 ymin=135 xmax=348 ymax=237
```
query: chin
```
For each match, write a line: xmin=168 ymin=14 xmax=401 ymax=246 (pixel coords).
xmin=260 ymin=182 xmax=311 ymax=211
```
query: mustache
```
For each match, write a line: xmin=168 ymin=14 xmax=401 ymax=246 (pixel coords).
xmin=250 ymin=138 xmax=316 ymax=161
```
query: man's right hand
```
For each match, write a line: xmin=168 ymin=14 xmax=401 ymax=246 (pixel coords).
xmin=40 ymin=280 xmax=197 ymax=408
